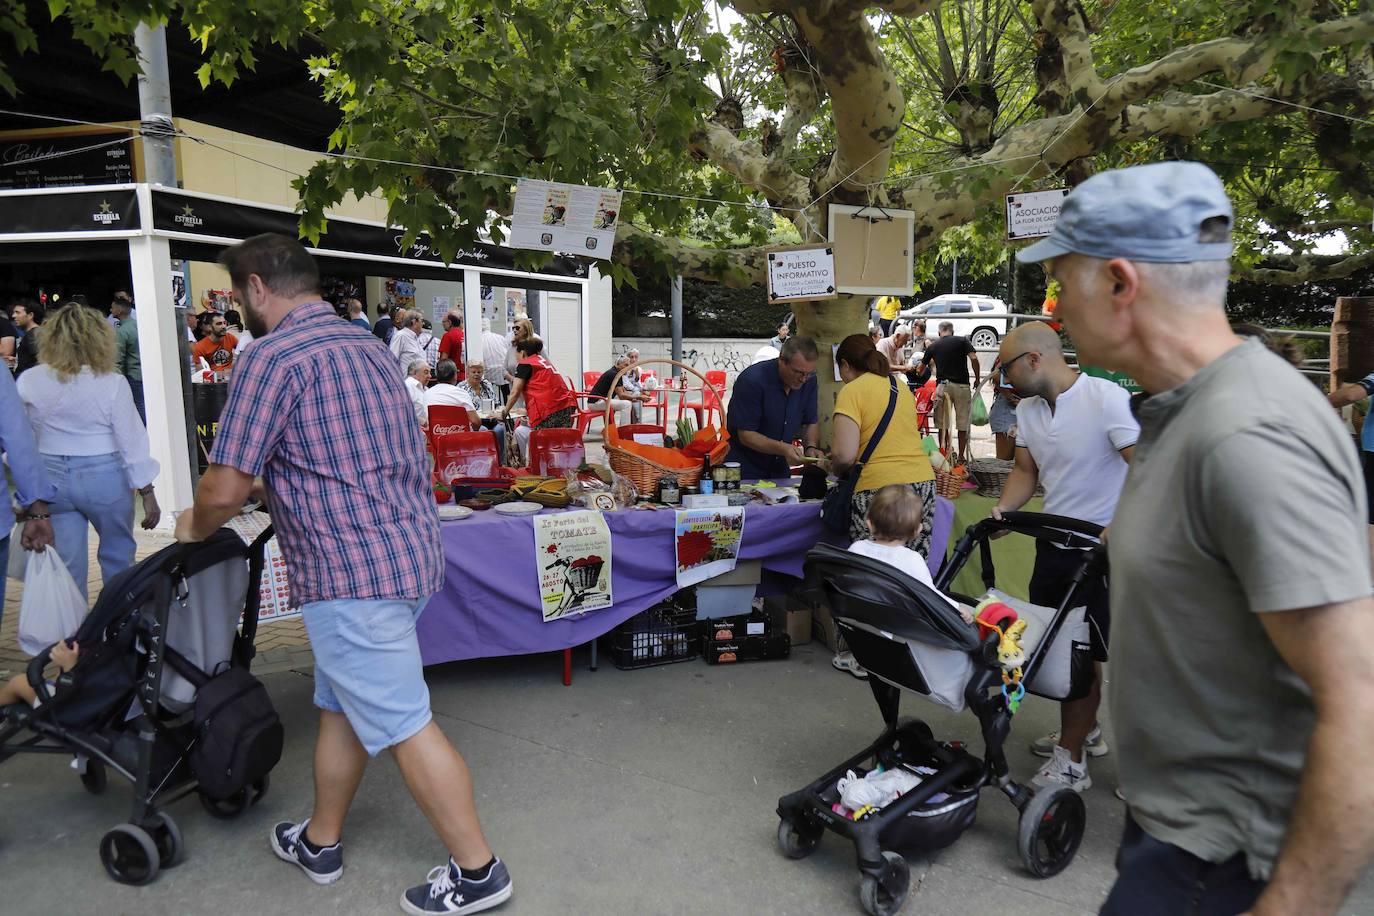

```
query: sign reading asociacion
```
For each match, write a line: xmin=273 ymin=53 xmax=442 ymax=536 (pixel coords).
xmin=1005 ymin=188 xmax=1069 ymax=240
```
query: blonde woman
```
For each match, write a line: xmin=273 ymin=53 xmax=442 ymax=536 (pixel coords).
xmin=16 ymin=304 xmax=160 ymax=599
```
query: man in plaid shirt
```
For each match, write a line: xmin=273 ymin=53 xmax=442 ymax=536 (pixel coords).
xmin=175 ymin=234 xmax=512 ymax=915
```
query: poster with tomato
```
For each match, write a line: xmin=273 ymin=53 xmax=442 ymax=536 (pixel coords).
xmin=534 ymin=510 xmax=613 ymax=621
xmin=674 ymin=507 xmax=746 ymax=588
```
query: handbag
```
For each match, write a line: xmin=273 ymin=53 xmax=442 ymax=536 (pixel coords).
xmin=821 ymin=377 xmax=899 ymax=534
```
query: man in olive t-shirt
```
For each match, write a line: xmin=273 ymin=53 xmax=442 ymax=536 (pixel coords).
xmin=1019 ymin=162 xmax=1374 ymax=916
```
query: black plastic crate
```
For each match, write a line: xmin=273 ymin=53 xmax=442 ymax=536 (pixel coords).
xmin=604 ymin=599 xmax=699 ymax=670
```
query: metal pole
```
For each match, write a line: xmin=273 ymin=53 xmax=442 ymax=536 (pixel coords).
xmin=135 ymin=23 xmax=199 ymax=485
xmin=951 ymin=257 xmax=958 ymax=294
xmin=670 ymin=275 xmax=683 ymax=378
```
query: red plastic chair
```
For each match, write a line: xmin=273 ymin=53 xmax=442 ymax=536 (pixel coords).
xmin=428 ymin=404 xmax=476 ymax=437
xmin=528 ymin=427 xmax=586 ymax=476
xmin=432 ymin=431 xmax=503 ymax=485
xmin=583 ymin=370 xmax=602 ymax=391
xmin=678 ymin=369 xmax=726 ymax=427
xmin=564 ymin=374 xmax=612 ymax=436
xmin=914 ymin=380 xmax=937 ymax=435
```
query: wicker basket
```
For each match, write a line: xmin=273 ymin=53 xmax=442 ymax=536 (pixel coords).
xmin=935 ymin=466 xmax=968 ymax=500
xmin=968 ymin=457 xmax=1013 ymax=498
xmin=603 ymin=359 xmax=726 ymax=495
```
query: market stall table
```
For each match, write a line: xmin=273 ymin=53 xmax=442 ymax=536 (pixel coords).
xmin=417 ymin=493 xmax=956 ymax=670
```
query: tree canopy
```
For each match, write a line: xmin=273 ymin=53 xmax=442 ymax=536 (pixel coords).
xmin=5 ymin=0 xmax=1370 ymax=292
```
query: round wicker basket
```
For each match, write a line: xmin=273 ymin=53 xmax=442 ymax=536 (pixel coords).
xmin=935 ymin=466 xmax=968 ymax=500
xmin=967 ymin=457 xmax=1013 ymax=498
xmin=602 ymin=358 xmax=726 ymax=495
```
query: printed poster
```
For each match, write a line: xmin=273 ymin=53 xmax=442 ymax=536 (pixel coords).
xmin=534 ymin=510 xmax=613 ymax=621
xmin=675 ymin=507 xmax=747 ymax=588
xmin=222 ymin=512 xmax=300 ymax=623
xmin=510 ymin=179 xmax=622 ymax=259
xmin=431 ymin=294 xmax=451 ymax=324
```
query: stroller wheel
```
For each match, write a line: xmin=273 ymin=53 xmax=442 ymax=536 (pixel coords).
xmin=80 ymin=758 xmax=107 ymax=795
xmin=100 ymin=824 xmax=160 ymax=886
xmin=149 ymin=811 xmax=183 ymax=868
xmin=251 ymin=774 xmax=270 ymax=805
xmin=777 ymin=816 xmax=823 ymax=860
xmin=859 ymin=851 xmax=910 ymax=916
xmin=1017 ymin=786 xmax=1086 ymax=878
xmin=199 ymin=787 xmax=250 ymax=820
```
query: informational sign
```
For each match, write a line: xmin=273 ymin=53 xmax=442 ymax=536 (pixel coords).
xmin=534 ymin=510 xmax=614 ymax=621
xmin=675 ymin=507 xmax=746 ymax=588
xmin=1006 ymin=188 xmax=1069 ymax=240
xmin=767 ymin=246 xmax=837 ymax=302
xmin=510 ymin=179 xmax=622 ymax=259
xmin=223 ymin=512 xmax=301 ymax=623
xmin=0 ymin=132 xmax=133 ymax=190
xmin=431 ymin=294 xmax=451 ymax=324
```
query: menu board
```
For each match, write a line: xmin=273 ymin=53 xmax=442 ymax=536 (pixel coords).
xmin=0 ymin=133 xmax=134 ymax=190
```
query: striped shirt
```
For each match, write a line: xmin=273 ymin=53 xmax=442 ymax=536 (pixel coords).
xmin=210 ymin=301 xmax=442 ymax=605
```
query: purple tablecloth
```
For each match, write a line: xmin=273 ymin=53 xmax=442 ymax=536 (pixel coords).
xmin=417 ymin=496 xmax=955 ymax=665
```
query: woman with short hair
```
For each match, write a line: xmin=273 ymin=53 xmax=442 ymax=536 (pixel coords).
xmin=16 ymin=304 xmax=160 ymax=598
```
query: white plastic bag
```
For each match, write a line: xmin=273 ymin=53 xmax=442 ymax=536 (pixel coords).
xmin=18 ymin=548 xmax=86 ymax=656
xmin=6 ymin=522 xmax=25 ymax=581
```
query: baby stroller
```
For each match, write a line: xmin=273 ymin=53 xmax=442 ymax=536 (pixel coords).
xmin=0 ymin=527 xmax=283 ymax=885
xmin=777 ymin=511 xmax=1104 ymax=915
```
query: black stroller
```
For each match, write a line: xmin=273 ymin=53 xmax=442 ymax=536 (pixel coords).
xmin=777 ymin=511 xmax=1105 ymax=915
xmin=0 ymin=527 xmax=283 ymax=885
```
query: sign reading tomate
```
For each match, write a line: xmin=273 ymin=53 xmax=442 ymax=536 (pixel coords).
xmin=767 ymin=245 xmax=837 ymax=302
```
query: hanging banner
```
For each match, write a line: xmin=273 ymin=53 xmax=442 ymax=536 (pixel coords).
xmin=534 ymin=510 xmax=614 ymax=621
xmin=767 ymin=245 xmax=837 ymax=302
xmin=510 ymin=179 xmax=622 ymax=259
xmin=675 ymin=507 xmax=747 ymax=588
xmin=1006 ymin=188 xmax=1069 ymax=240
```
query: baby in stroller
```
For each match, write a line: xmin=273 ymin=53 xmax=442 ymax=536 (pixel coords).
xmin=0 ymin=639 xmax=78 ymax=707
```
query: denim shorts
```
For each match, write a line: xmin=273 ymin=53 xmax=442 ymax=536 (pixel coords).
xmin=300 ymin=597 xmax=433 ymax=756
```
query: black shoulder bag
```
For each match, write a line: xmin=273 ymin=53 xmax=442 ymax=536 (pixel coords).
xmin=821 ymin=376 xmax=899 ymax=534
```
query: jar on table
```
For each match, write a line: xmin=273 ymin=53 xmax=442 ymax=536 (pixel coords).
xmin=657 ymin=476 xmax=681 ymax=506
xmin=724 ymin=461 xmax=741 ymax=490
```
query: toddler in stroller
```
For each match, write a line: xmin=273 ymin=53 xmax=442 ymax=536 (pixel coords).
xmin=778 ymin=510 xmax=1104 ymax=915
xmin=0 ymin=527 xmax=284 ymax=886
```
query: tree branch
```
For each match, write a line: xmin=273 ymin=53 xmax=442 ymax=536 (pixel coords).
xmin=1031 ymin=0 xmax=1103 ymax=102
xmin=1234 ymin=249 xmax=1374 ymax=285
xmin=687 ymin=121 xmax=810 ymax=209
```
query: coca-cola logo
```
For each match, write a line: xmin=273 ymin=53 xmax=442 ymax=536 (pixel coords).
xmin=432 ymin=423 xmax=466 ymax=436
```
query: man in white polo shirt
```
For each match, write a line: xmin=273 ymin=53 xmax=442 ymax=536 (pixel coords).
xmin=991 ymin=320 xmax=1138 ymax=792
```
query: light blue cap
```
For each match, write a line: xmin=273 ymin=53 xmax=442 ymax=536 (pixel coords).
xmin=1016 ymin=161 xmax=1233 ymax=264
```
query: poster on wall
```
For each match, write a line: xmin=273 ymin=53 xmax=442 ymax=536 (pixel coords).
xmin=431 ymin=295 xmax=451 ymax=324
xmin=675 ymin=507 xmax=747 ymax=588
xmin=223 ymin=513 xmax=301 ymax=623
xmin=510 ymin=179 xmax=622 ymax=259
xmin=170 ymin=259 xmax=189 ymax=310
xmin=384 ymin=278 xmax=416 ymax=312
xmin=534 ymin=510 xmax=614 ymax=621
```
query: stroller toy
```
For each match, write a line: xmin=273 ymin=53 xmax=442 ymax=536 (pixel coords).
xmin=779 ymin=511 xmax=1106 ymax=915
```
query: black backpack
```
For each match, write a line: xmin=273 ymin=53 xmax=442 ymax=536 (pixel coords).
xmin=190 ymin=665 xmax=283 ymax=799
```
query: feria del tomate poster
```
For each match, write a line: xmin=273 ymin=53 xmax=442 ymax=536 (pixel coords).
xmin=674 ymin=507 xmax=746 ymax=588
xmin=533 ymin=510 xmax=614 ymax=621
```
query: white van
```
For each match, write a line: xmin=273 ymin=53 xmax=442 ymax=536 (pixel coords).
xmin=898 ymin=294 xmax=1009 ymax=350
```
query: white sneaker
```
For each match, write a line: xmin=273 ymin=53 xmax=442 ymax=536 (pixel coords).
xmin=1031 ymin=746 xmax=1092 ymax=793
xmin=1030 ymin=723 xmax=1108 ymax=758
xmin=831 ymin=651 xmax=868 ymax=680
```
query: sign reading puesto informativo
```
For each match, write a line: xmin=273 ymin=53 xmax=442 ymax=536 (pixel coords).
xmin=1005 ymin=188 xmax=1069 ymax=240
xmin=766 ymin=245 xmax=837 ymax=302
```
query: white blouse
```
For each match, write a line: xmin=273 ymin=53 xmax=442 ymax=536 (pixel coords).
xmin=16 ymin=365 xmax=160 ymax=488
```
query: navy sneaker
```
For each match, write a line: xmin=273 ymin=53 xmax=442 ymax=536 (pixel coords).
xmin=270 ymin=819 xmax=344 ymax=885
xmin=401 ymin=857 xmax=513 ymax=915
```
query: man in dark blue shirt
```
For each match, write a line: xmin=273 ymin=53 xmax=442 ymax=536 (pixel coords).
xmin=725 ymin=336 xmax=823 ymax=479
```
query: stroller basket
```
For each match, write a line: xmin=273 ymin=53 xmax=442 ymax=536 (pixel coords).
xmin=779 ymin=512 xmax=1103 ymax=915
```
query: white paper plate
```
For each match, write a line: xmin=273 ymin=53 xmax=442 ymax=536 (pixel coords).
xmin=437 ymin=505 xmax=473 ymax=520
xmin=494 ymin=501 xmax=544 ymax=516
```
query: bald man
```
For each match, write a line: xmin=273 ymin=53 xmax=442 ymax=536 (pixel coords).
xmin=991 ymin=321 xmax=1139 ymax=793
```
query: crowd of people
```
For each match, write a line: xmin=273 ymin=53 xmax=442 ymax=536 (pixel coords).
xmin=1 ymin=159 xmax=1372 ymax=916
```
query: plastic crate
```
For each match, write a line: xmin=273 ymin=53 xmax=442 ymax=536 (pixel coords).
xmin=604 ymin=599 xmax=699 ymax=670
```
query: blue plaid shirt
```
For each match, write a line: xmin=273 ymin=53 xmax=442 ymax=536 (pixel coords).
xmin=210 ymin=301 xmax=442 ymax=605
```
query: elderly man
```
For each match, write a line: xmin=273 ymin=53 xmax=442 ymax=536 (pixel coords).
xmin=175 ymin=234 xmax=511 ymax=914
xmin=437 ymin=311 xmax=466 ymax=381
xmin=404 ymin=359 xmax=430 ymax=427
xmin=917 ymin=321 xmax=980 ymax=462
xmin=456 ymin=361 xmax=506 ymax=458
xmin=991 ymin=322 xmax=1138 ymax=792
xmin=1018 ymin=161 xmax=1374 ymax=916
xmin=391 ymin=310 xmax=427 ymax=372
xmin=725 ymin=336 xmax=822 ymax=479
xmin=876 ymin=323 xmax=928 ymax=390
xmin=425 ymin=359 xmax=480 ymax=433
xmin=590 ymin=355 xmax=641 ymax=426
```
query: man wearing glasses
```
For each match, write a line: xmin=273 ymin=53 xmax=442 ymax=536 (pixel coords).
xmin=725 ymin=336 xmax=823 ymax=480
xmin=990 ymin=320 xmax=1138 ymax=794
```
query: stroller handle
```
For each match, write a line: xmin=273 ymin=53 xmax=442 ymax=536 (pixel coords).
xmin=995 ymin=511 xmax=1103 ymax=540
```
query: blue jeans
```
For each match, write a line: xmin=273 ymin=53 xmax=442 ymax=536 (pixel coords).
xmin=0 ymin=534 xmax=7 ymax=626
xmin=43 ymin=453 xmax=137 ymax=601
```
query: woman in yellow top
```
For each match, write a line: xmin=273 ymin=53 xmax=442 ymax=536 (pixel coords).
xmin=875 ymin=295 xmax=902 ymax=337
xmin=830 ymin=333 xmax=936 ymax=554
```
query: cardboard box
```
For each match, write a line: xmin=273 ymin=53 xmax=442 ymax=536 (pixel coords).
xmin=683 ymin=493 xmax=728 ymax=509
xmin=698 ymin=560 xmax=761 ymax=587
xmin=702 ymin=632 xmax=791 ymax=664
xmin=704 ymin=609 xmax=771 ymax=641
xmin=762 ymin=595 xmax=811 ymax=646
xmin=812 ymin=601 xmax=840 ymax=651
